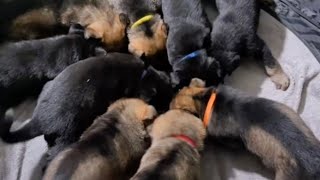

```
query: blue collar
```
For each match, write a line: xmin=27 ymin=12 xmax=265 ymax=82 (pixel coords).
xmin=177 ymin=50 xmax=203 ymax=64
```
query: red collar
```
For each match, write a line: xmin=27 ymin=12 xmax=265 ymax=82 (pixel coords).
xmin=172 ymin=134 xmax=197 ymax=148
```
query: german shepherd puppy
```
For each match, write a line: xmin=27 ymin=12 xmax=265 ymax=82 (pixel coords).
xmin=0 ymin=0 xmax=66 ymax=42
xmin=131 ymin=109 xmax=206 ymax=180
xmin=0 ymin=24 xmax=100 ymax=130
xmin=43 ymin=98 xmax=157 ymax=180
xmin=8 ymin=6 xmax=68 ymax=41
xmin=162 ymin=0 xmax=222 ymax=89
xmin=138 ymin=65 xmax=173 ymax=113
xmin=108 ymin=0 xmax=167 ymax=58
xmin=209 ymin=0 xmax=290 ymax=90
xmin=170 ymin=78 xmax=320 ymax=180
xmin=60 ymin=0 xmax=130 ymax=51
xmin=0 ymin=53 xmax=145 ymax=163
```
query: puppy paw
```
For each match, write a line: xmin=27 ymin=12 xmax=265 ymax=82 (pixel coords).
xmin=270 ymin=71 xmax=290 ymax=91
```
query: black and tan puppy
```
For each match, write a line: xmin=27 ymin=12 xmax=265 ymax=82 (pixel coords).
xmin=60 ymin=0 xmax=130 ymax=51
xmin=0 ymin=0 xmax=66 ymax=42
xmin=170 ymin=78 xmax=320 ymax=180
xmin=162 ymin=0 xmax=222 ymax=89
xmin=0 ymin=53 xmax=144 ymax=163
xmin=8 ymin=6 xmax=67 ymax=41
xmin=108 ymin=0 xmax=167 ymax=57
xmin=209 ymin=0 xmax=290 ymax=90
xmin=0 ymin=24 xmax=100 ymax=128
xmin=131 ymin=109 xmax=206 ymax=180
xmin=43 ymin=98 xmax=157 ymax=180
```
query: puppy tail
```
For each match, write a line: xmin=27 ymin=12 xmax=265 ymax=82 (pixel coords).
xmin=0 ymin=116 xmax=42 ymax=143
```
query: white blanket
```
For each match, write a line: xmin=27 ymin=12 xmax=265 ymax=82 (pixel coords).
xmin=0 ymin=10 xmax=319 ymax=180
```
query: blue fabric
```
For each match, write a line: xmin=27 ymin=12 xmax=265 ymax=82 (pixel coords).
xmin=261 ymin=0 xmax=320 ymax=63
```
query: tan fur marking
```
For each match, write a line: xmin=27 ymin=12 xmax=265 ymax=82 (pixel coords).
xmin=245 ymin=126 xmax=298 ymax=179
xmin=10 ymin=7 xmax=57 ymax=39
xmin=275 ymin=103 xmax=319 ymax=145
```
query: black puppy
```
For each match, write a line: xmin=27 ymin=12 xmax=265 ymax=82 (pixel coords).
xmin=171 ymin=78 xmax=320 ymax=180
xmin=138 ymin=65 xmax=173 ymax=113
xmin=0 ymin=24 xmax=101 ymax=125
xmin=0 ymin=53 xmax=172 ymax=164
xmin=209 ymin=0 xmax=290 ymax=90
xmin=162 ymin=0 xmax=222 ymax=89
xmin=0 ymin=53 xmax=144 ymax=162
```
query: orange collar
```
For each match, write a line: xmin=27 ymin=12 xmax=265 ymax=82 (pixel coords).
xmin=203 ymin=92 xmax=217 ymax=128
xmin=172 ymin=134 xmax=197 ymax=148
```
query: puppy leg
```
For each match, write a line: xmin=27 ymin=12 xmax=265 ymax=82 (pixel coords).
xmin=249 ymin=36 xmax=290 ymax=90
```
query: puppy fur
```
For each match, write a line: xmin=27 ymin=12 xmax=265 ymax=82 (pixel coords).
xmin=60 ymin=0 xmax=129 ymax=51
xmin=208 ymin=0 xmax=290 ymax=90
xmin=108 ymin=0 xmax=167 ymax=58
xmin=138 ymin=65 xmax=173 ymax=113
xmin=43 ymin=98 xmax=157 ymax=180
xmin=130 ymin=110 xmax=206 ymax=180
xmin=0 ymin=53 xmax=145 ymax=163
xmin=9 ymin=6 xmax=68 ymax=41
xmin=0 ymin=24 xmax=100 ymax=129
xmin=170 ymin=78 xmax=320 ymax=180
xmin=162 ymin=0 xmax=222 ymax=88
xmin=0 ymin=0 xmax=65 ymax=42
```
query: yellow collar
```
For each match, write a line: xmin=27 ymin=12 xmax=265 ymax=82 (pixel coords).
xmin=131 ymin=15 xmax=154 ymax=29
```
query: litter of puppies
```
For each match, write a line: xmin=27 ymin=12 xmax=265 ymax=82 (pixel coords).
xmin=0 ymin=0 xmax=319 ymax=180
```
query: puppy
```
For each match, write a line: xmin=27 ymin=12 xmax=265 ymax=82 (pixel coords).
xmin=130 ymin=110 xmax=206 ymax=180
xmin=9 ymin=6 xmax=68 ymax=41
xmin=0 ymin=0 xmax=65 ymax=42
xmin=43 ymin=98 xmax=157 ymax=180
xmin=0 ymin=53 xmax=145 ymax=163
xmin=138 ymin=65 xmax=173 ymax=113
xmin=60 ymin=0 xmax=129 ymax=51
xmin=162 ymin=0 xmax=222 ymax=89
xmin=170 ymin=78 xmax=320 ymax=180
xmin=108 ymin=0 xmax=167 ymax=58
xmin=209 ymin=0 xmax=290 ymax=90
xmin=0 ymin=24 xmax=100 ymax=127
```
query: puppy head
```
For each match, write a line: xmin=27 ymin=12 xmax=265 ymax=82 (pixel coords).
xmin=171 ymin=49 xmax=218 ymax=88
xmin=170 ymin=78 xmax=214 ymax=117
xmin=108 ymin=98 xmax=157 ymax=128
xmin=85 ymin=13 xmax=129 ymax=51
xmin=138 ymin=66 xmax=174 ymax=113
xmin=128 ymin=14 xmax=167 ymax=57
xmin=151 ymin=110 xmax=206 ymax=150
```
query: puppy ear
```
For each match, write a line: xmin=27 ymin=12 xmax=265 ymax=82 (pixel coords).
xmin=119 ymin=13 xmax=130 ymax=25
xmin=142 ymin=105 xmax=157 ymax=127
xmin=194 ymin=87 xmax=215 ymax=101
xmin=68 ymin=23 xmax=85 ymax=35
xmin=94 ymin=47 xmax=107 ymax=56
xmin=189 ymin=78 xmax=206 ymax=88
xmin=157 ymin=20 xmax=168 ymax=37
xmin=161 ymin=22 xmax=168 ymax=33
xmin=85 ymin=21 xmax=104 ymax=39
